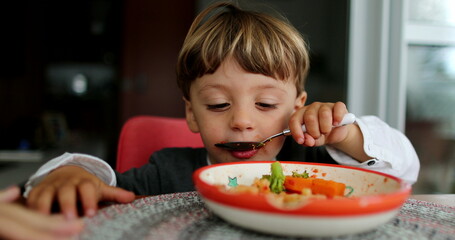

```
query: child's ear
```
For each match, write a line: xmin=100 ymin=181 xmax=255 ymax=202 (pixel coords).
xmin=294 ymin=91 xmax=307 ymax=111
xmin=184 ymin=98 xmax=200 ymax=133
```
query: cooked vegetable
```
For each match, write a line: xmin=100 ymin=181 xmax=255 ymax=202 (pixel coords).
xmin=284 ymin=176 xmax=313 ymax=193
xmin=269 ymin=161 xmax=285 ymax=193
xmin=284 ymin=176 xmax=346 ymax=198
xmin=292 ymin=170 xmax=309 ymax=178
xmin=312 ymin=179 xmax=346 ymax=198
xmin=225 ymin=162 xmax=349 ymax=199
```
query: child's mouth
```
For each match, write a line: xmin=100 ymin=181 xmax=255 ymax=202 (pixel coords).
xmin=230 ymin=149 xmax=259 ymax=159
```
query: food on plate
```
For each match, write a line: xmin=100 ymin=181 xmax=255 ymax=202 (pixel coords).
xmin=218 ymin=162 xmax=349 ymax=205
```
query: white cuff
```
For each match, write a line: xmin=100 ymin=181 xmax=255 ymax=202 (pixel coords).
xmin=23 ymin=152 xmax=116 ymax=197
xmin=326 ymin=116 xmax=419 ymax=184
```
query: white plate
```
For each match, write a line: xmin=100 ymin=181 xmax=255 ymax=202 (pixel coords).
xmin=193 ymin=161 xmax=411 ymax=237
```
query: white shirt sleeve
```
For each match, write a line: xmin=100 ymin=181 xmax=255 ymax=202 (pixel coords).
xmin=23 ymin=152 xmax=117 ymax=197
xmin=325 ymin=116 xmax=420 ymax=184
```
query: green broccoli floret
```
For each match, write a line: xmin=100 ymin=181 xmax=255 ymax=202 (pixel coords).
xmin=269 ymin=161 xmax=285 ymax=193
xmin=292 ymin=170 xmax=309 ymax=178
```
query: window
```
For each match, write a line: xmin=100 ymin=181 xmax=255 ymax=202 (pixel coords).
xmin=405 ymin=0 xmax=455 ymax=193
xmin=349 ymin=0 xmax=455 ymax=193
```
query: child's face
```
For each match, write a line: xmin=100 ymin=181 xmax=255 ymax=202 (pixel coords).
xmin=185 ymin=58 xmax=306 ymax=164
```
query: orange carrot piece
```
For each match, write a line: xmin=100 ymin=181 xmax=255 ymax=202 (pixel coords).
xmin=284 ymin=176 xmax=314 ymax=193
xmin=312 ymin=178 xmax=346 ymax=198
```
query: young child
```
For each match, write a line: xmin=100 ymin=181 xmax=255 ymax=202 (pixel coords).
xmin=24 ymin=2 xmax=419 ymax=220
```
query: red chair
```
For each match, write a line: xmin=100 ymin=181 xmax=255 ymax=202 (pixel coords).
xmin=116 ymin=115 xmax=204 ymax=173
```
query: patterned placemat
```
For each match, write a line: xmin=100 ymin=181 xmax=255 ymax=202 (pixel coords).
xmin=77 ymin=192 xmax=455 ymax=240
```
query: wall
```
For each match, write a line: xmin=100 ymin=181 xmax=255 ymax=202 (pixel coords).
xmin=120 ymin=1 xmax=196 ymax=123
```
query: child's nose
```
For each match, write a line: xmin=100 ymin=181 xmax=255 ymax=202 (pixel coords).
xmin=229 ymin=108 xmax=254 ymax=131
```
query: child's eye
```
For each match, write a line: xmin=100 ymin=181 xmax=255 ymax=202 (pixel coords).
xmin=207 ymin=103 xmax=230 ymax=111
xmin=256 ymin=102 xmax=277 ymax=109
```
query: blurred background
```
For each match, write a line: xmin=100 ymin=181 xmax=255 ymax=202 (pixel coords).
xmin=0 ymin=0 xmax=454 ymax=194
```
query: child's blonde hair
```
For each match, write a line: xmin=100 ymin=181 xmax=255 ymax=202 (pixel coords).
xmin=176 ymin=1 xmax=309 ymax=100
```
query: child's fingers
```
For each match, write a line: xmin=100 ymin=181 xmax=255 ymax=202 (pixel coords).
xmin=1 ymin=203 xmax=83 ymax=233
xmin=100 ymin=186 xmax=135 ymax=204
xmin=289 ymin=108 xmax=306 ymax=144
xmin=333 ymin=101 xmax=348 ymax=126
xmin=58 ymin=184 xmax=78 ymax=220
xmin=290 ymin=101 xmax=349 ymax=146
xmin=0 ymin=203 xmax=83 ymax=239
xmin=44 ymin=215 xmax=84 ymax=236
xmin=303 ymin=107 xmax=321 ymax=138
xmin=78 ymin=180 xmax=99 ymax=217
xmin=302 ymin=133 xmax=316 ymax=146
xmin=26 ymin=187 xmax=39 ymax=209
xmin=318 ymin=105 xmax=333 ymax=135
xmin=33 ymin=186 xmax=56 ymax=215
xmin=0 ymin=212 xmax=64 ymax=240
xmin=0 ymin=186 xmax=20 ymax=203
xmin=302 ymin=133 xmax=330 ymax=147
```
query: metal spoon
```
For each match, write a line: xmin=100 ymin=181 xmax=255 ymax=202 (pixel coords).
xmin=215 ymin=113 xmax=356 ymax=151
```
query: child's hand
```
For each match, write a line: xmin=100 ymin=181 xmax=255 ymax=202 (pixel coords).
xmin=289 ymin=101 xmax=350 ymax=147
xmin=289 ymin=101 xmax=370 ymax=162
xmin=0 ymin=186 xmax=83 ymax=240
xmin=27 ymin=166 xmax=135 ymax=219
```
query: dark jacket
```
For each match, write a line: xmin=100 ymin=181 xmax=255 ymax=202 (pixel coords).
xmin=116 ymin=138 xmax=336 ymax=195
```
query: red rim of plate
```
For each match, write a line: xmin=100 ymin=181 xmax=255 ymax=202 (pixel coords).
xmin=193 ymin=161 xmax=411 ymax=216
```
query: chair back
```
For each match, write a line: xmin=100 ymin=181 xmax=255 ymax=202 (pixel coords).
xmin=116 ymin=115 xmax=204 ymax=172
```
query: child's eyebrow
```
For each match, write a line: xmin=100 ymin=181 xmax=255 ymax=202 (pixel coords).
xmin=198 ymin=84 xmax=227 ymax=94
xmin=255 ymin=84 xmax=289 ymax=93
xmin=198 ymin=83 xmax=288 ymax=95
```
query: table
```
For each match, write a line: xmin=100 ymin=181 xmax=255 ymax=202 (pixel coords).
xmin=410 ymin=194 xmax=455 ymax=207
xmin=77 ymin=192 xmax=455 ymax=240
